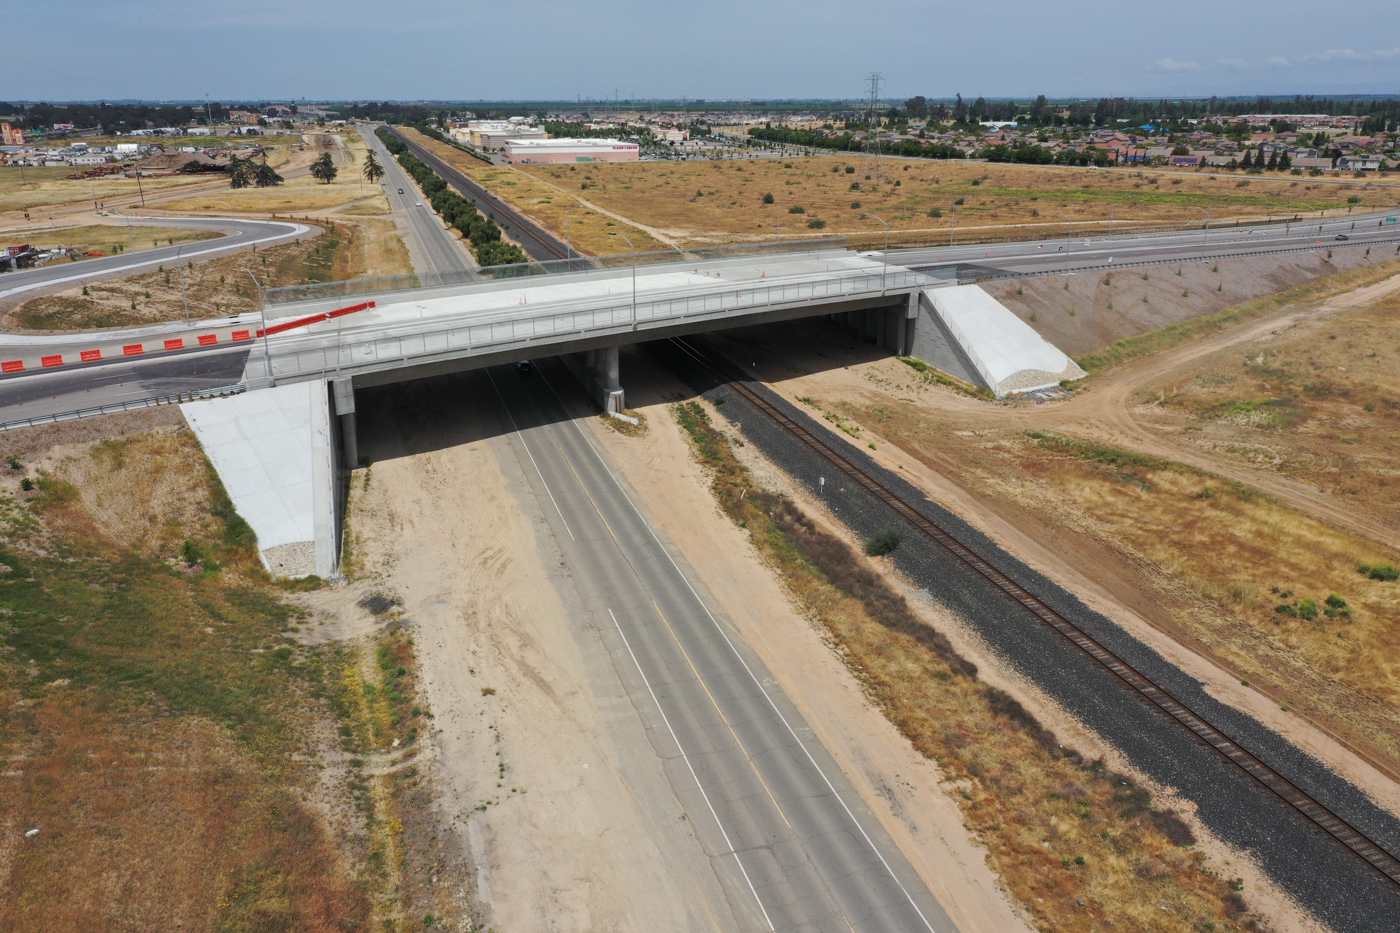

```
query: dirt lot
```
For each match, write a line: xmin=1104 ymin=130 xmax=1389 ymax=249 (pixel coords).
xmin=3 ymin=216 xmax=409 ymax=331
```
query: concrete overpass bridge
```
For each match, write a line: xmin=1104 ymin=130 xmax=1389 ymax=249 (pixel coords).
xmin=178 ymin=241 xmax=1075 ymax=578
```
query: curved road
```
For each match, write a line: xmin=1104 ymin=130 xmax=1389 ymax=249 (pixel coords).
xmin=0 ymin=216 xmax=314 ymax=306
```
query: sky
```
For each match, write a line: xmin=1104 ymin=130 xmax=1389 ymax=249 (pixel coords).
xmin=10 ymin=0 xmax=1400 ymax=103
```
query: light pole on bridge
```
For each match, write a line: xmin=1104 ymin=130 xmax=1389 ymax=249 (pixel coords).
xmin=1052 ymin=210 xmax=1072 ymax=276
xmin=609 ymin=231 xmax=638 ymax=328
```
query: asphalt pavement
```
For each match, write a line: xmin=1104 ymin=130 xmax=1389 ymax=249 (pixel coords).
xmin=482 ymin=359 xmax=954 ymax=933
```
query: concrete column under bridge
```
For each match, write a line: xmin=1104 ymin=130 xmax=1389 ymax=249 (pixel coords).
xmin=563 ymin=344 xmax=625 ymax=414
xmin=833 ymin=303 xmax=914 ymax=356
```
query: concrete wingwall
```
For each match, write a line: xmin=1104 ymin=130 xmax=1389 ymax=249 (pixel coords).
xmin=906 ymin=290 xmax=990 ymax=390
xmin=906 ymin=285 xmax=1085 ymax=398
xmin=182 ymin=380 xmax=341 ymax=580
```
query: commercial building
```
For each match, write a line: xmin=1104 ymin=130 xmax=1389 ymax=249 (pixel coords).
xmin=450 ymin=121 xmax=548 ymax=149
xmin=502 ymin=138 xmax=639 ymax=164
xmin=0 ymin=123 xmax=23 ymax=145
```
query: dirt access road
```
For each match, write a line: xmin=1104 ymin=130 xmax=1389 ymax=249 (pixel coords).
xmin=1027 ymin=270 xmax=1400 ymax=551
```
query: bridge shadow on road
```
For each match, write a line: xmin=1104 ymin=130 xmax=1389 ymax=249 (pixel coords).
xmin=353 ymin=316 xmax=893 ymax=465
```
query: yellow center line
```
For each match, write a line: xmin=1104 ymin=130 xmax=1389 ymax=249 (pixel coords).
xmin=554 ymin=433 xmax=619 ymax=544
xmin=651 ymin=599 xmax=793 ymax=831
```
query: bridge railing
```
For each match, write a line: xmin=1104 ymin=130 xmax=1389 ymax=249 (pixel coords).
xmin=262 ymin=264 xmax=929 ymax=381
xmin=264 ymin=238 xmax=849 ymax=307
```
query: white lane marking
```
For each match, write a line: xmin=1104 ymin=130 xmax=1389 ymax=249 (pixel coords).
xmin=542 ymin=367 xmax=942 ymax=933
xmin=608 ymin=609 xmax=776 ymax=933
xmin=0 ymin=222 xmax=309 ymax=300
xmin=485 ymin=367 xmax=574 ymax=541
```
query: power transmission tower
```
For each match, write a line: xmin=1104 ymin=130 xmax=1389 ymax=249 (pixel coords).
xmin=859 ymin=72 xmax=885 ymax=184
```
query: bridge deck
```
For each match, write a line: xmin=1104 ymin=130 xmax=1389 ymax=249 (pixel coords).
xmin=249 ymin=250 xmax=932 ymax=386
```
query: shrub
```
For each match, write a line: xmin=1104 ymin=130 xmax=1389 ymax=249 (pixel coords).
xmin=971 ymin=178 xmax=982 ymax=186
xmin=180 ymin=539 xmax=202 ymax=566
xmin=954 ymin=197 xmax=965 ymax=205
xmin=788 ymin=205 xmax=805 ymax=214
xmin=850 ymin=201 xmax=862 ymax=209
xmin=762 ymin=192 xmax=774 ymax=204
xmin=1297 ymin=598 xmax=1318 ymax=621
xmin=1358 ymin=563 xmax=1399 ymax=582
xmin=19 ymin=478 xmax=34 ymax=492
xmin=864 ymin=527 xmax=903 ymax=556
xmin=5 ymin=455 xmax=18 ymax=470
xmin=929 ymin=207 xmax=942 ymax=218
xmin=849 ymin=181 xmax=861 ymax=191
xmin=1325 ymin=593 xmax=1347 ymax=610
xmin=807 ymin=219 xmax=827 ymax=229
xmin=845 ymin=165 xmax=855 ymax=173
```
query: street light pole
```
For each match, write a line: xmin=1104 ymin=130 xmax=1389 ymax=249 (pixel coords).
xmin=1285 ymin=200 xmax=1316 ymax=235
xmin=565 ymin=205 xmax=577 ymax=269
xmin=863 ymin=213 xmax=890 ymax=292
xmin=245 ymin=269 xmax=271 ymax=380
xmin=176 ymin=244 xmax=190 ymax=325
xmin=609 ymin=232 xmax=637 ymax=328
xmin=950 ymin=203 xmax=956 ymax=246
xmin=1052 ymin=210 xmax=1072 ymax=275
xmin=1108 ymin=201 xmax=1118 ymax=240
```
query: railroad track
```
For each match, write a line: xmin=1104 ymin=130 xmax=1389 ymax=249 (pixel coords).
xmin=383 ymin=127 xmax=570 ymax=264
xmin=667 ymin=335 xmax=1400 ymax=891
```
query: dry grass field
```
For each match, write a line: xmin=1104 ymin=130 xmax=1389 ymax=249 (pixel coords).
xmin=5 ymin=217 xmax=409 ymax=331
xmin=404 ymin=143 xmax=1373 ymax=253
xmin=0 ymin=167 xmax=217 ymax=217
xmin=0 ymin=415 xmax=457 ymax=932
xmin=4 ymin=223 xmax=219 ymax=256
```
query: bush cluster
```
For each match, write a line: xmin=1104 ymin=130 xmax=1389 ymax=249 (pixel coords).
xmin=375 ymin=127 xmax=528 ymax=268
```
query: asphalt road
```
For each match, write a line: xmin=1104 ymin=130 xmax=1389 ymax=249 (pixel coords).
xmin=0 ymin=344 xmax=248 ymax=422
xmin=656 ymin=341 xmax=1400 ymax=932
xmin=894 ymin=210 xmax=1400 ymax=279
xmin=0 ymin=216 xmax=312 ymax=306
xmin=482 ymin=359 xmax=953 ymax=933
xmin=359 ymin=126 xmax=476 ymax=276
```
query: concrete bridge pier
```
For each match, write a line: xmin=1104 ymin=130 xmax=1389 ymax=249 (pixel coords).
xmin=331 ymin=377 xmax=358 ymax=469
xmin=833 ymin=303 xmax=913 ymax=356
xmin=564 ymin=344 xmax=626 ymax=414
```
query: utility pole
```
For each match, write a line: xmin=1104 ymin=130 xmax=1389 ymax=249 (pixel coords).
xmin=858 ymin=73 xmax=885 ymax=184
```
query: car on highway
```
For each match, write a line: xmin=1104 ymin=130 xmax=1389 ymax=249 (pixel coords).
xmin=516 ymin=360 xmax=533 ymax=375
xmin=1335 ymin=234 xmax=1350 ymax=240
xmin=398 ymin=188 xmax=404 ymax=194
xmin=415 ymin=202 xmax=423 ymax=207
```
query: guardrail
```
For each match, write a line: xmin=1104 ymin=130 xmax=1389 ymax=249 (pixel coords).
xmin=264 ymin=267 xmax=929 ymax=381
xmin=952 ymin=233 xmax=1400 ymax=285
xmin=265 ymin=238 xmax=851 ymax=306
xmin=0 ymin=383 xmax=246 ymax=432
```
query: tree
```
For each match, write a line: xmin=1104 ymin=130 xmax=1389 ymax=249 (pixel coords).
xmin=227 ymin=156 xmax=253 ymax=189
xmin=1278 ymin=152 xmax=1292 ymax=171
xmin=253 ymin=156 xmax=284 ymax=188
xmin=1265 ymin=150 xmax=1279 ymax=170
xmin=363 ymin=149 xmax=385 ymax=185
xmin=1240 ymin=149 xmax=1254 ymax=169
xmin=310 ymin=152 xmax=338 ymax=184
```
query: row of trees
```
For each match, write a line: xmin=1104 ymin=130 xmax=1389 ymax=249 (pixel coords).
xmin=747 ymin=126 xmax=965 ymax=161
xmin=374 ymin=128 xmax=528 ymax=267
xmin=227 ymin=155 xmax=283 ymax=188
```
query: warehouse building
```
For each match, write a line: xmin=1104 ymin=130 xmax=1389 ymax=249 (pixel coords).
xmin=503 ymin=138 xmax=639 ymax=164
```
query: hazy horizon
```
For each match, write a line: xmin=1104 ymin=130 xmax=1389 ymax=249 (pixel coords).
xmin=11 ymin=0 xmax=1399 ymax=103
